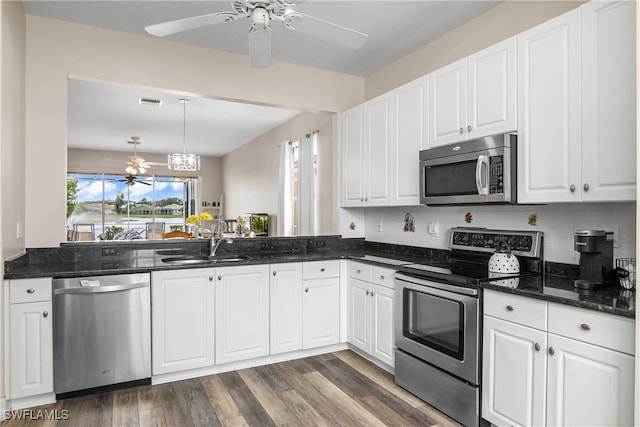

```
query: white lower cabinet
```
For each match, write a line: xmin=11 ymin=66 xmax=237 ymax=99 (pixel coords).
xmin=302 ymin=261 xmax=341 ymax=349
xmin=348 ymin=261 xmax=395 ymax=367
xmin=151 ymin=269 xmax=215 ymax=375
xmin=482 ymin=290 xmax=635 ymax=426
xmin=5 ymin=278 xmax=54 ymax=400
xmin=270 ymin=263 xmax=303 ymax=354
xmin=215 ymin=264 xmax=270 ymax=364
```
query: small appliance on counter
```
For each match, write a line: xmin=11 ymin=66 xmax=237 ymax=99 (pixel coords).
xmin=574 ymin=230 xmax=616 ymax=290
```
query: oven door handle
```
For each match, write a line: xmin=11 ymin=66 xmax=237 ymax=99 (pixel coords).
xmin=475 ymin=155 xmax=489 ymax=195
xmin=394 ymin=273 xmax=479 ymax=297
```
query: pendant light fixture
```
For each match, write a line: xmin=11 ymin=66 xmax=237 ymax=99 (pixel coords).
xmin=168 ymin=98 xmax=200 ymax=171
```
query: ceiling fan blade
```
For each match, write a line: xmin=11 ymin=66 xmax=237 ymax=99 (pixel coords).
xmin=293 ymin=12 xmax=368 ymax=49
xmin=145 ymin=12 xmax=232 ymax=37
xmin=249 ymin=27 xmax=272 ymax=68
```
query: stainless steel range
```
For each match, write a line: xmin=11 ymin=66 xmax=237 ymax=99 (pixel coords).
xmin=394 ymin=227 xmax=543 ymax=427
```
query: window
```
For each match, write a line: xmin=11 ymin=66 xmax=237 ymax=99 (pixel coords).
xmin=66 ymin=173 xmax=197 ymax=240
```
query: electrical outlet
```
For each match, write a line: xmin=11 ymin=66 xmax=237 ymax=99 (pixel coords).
xmin=605 ymin=226 xmax=619 ymax=248
xmin=377 ymin=221 xmax=383 ymax=232
xmin=102 ymin=247 xmax=119 ymax=257
xmin=16 ymin=221 xmax=22 ymax=239
xmin=428 ymin=222 xmax=439 ymax=236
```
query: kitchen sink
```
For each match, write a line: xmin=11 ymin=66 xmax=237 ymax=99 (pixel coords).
xmin=161 ymin=254 xmax=252 ymax=265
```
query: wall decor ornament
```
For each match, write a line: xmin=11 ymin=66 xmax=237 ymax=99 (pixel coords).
xmin=464 ymin=212 xmax=473 ymax=223
xmin=403 ymin=213 xmax=415 ymax=232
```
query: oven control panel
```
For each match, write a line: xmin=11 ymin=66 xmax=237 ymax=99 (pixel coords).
xmin=450 ymin=227 xmax=543 ymax=257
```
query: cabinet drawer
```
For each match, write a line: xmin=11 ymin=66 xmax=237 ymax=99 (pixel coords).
xmin=10 ymin=278 xmax=52 ymax=304
xmin=548 ymin=303 xmax=635 ymax=355
xmin=303 ymin=260 xmax=340 ymax=280
xmin=349 ymin=261 xmax=372 ymax=281
xmin=484 ymin=289 xmax=547 ymax=330
xmin=372 ymin=266 xmax=395 ymax=289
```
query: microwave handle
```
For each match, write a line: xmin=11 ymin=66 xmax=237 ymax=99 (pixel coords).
xmin=476 ymin=155 xmax=489 ymax=195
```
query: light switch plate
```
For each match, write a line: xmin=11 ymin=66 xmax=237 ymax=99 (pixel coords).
xmin=428 ymin=222 xmax=439 ymax=235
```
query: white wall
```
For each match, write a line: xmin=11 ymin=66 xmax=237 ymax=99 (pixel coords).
xmin=25 ymin=15 xmax=364 ymax=247
xmin=362 ymin=203 xmax=636 ymax=264
xmin=221 ymin=111 xmax=335 ymax=235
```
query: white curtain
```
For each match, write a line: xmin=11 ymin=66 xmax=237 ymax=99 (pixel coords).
xmin=296 ymin=132 xmax=316 ymax=235
xmin=277 ymin=141 xmax=293 ymax=236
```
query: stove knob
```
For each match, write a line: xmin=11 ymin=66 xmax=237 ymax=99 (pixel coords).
xmin=507 ymin=237 xmax=517 ymax=248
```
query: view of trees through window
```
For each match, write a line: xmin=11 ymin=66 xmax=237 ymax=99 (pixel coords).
xmin=66 ymin=173 xmax=197 ymax=240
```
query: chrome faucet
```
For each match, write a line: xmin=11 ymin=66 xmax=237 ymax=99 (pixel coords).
xmin=210 ymin=236 xmax=233 ymax=257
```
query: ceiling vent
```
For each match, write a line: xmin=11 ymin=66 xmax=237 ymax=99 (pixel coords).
xmin=138 ymin=97 xmax=163 ymax=107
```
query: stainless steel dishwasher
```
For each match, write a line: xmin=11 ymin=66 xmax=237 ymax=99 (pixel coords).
xmin=53 ymin=273 xmax=151 ymax=398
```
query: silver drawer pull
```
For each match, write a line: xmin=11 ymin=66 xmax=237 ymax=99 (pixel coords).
xmin=534 ymin=343 xmax=540 ymax=352
xmin=506 ymin=305 xmax=514 ymax=312
xmin=305 ymin=287 xmax=309 ymax=293
xmin=380 ymin=275 xmax=385 ymax=280
xmin=43 ymin=311 xmax=49 ymax=318
xmin=580 ymin=323 xmax=591 ymax=331
xmin=356 ymin=269 xmax=361 ymax=274
xmin=26 ymin=289 xmax=35 ymax=294
xmin=320 ymin=268 xmax=325 ymax=272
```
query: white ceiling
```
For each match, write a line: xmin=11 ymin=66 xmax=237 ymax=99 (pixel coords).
xmin=23 ymin=0 xmax=502 ymax=157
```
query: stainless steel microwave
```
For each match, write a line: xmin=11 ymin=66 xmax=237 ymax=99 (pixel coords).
xmin=419 ymin=134 xmax=517 ymax=205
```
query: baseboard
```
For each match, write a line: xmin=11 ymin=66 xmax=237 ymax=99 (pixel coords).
xmin=5 ymin=392 xmax=56 ymax=411
xmin=348 ymin=345 xmax=395 ymax=374
xmin=152 ymin=342 xmax=349 ymax=385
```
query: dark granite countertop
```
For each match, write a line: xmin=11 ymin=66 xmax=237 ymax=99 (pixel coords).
xmin=5 ymin=237 xmax=634 ymax=318
xmin=482 ymin=274 xmax=635 ymax=318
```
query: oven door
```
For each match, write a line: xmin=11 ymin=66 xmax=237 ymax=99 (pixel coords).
xmin=395 ymin=273 xmax=480 ymax=385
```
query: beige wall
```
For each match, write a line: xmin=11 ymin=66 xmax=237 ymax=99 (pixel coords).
xmin=1 ymin=0 xmax=27 ymax=405
xmin=67 ymin=148 xmax=222 ymax=205
xmin=221 ymin=111 xmax=335 ymax=235
xmin=365 ymin=1 xmax=584 ymax=100
xmin=25 ymin=15 xmax=364 ymax=247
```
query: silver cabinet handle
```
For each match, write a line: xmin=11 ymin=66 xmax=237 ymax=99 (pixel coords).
xmin=534 ymin=343 xmax=540 ymax=352
xmin=549 ymin=347 xmax=555 ymax=356
xmin=364 ymin=197 xmax=368 ymax=202
xmin=467 ymin=125 xmax=472 ymax=132
xmin=305 ymin=287 xmax=309 ymax=293
xmin=356 ymin=269 xmax=361 ymax=274
xmin=580 ymin=323 xmax=591 ymax=331
xmin=506 ymin=305 xmax=514 ymax=311
xmin=26 ymin=289 xmax=35 ymax=294
xmin=380 ymin=275 xmax=385 ymax=280
xmin=371 ymin=291 xmax=375 ymax=297
xmin=570 ymin=184 xmax=576 ymax=193
xmin=459 ymin=127 xmax=464 ymax=134
xmin=583 ymin=183 xmax=590 ymax=192
xmin=209 ymin=275 xmax=213 ymax=282
xmin=218 ymin=275 xmax=222 ymax=281
xmin=43 ymin=311 xmax=49 ymax=318
xmin=272 ymin=271 xmax=277 ymax=276
xmin=320 ymin=268 xmax=325 ymax=272
xmin=365 ymin=290 xmax=370 ymax=295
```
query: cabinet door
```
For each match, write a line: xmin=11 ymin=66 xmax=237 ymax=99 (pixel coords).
xmin=547 ymin=333 xmax=635 ymax=426
xmin=216 ymin=265 xmax=270 ymax=364
xmin=366 ymin=92 xmax=394 ymax=206
xmin=393 ymin=75 xmax=429 ymax=205
xmin=348 ymin=278 xmax=370 ymax=353
xmin=270 ymin=263 xmax=303 ymax=355
xmin=151 ymin=269 xmax=215 ymax=375
xmin=429 ymin=58 xmax=467 ymax=147
xmin=10 ymin=301 xmax=53 ymax=398
xmin=467 ymin=37 xmax=517 ymax=139
xmin=370 ymin=284 xmax=394 ymax=367
xmin=342 ymin=104 xmax=366 ymax=207
xmin=482 ymin=316 xmax=547 ymax=427
xmin=581 ymin=0 xmax=636 ymax=201
xmin=303 ymin=278 xmax=340 ymax=349
xmin=517 ymin=8 xmax=582 ymax=203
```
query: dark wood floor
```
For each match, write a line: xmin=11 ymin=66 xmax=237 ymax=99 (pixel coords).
xmin=4 ymin=350 xmax=461 ymax=427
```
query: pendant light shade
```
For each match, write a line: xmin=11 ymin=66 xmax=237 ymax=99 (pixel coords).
xmin=168 ymin=98 xmax=200 ymax=171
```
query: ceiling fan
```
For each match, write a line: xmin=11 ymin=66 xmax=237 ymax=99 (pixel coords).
xmin=116 ymin=174 xmax=152 ymax=187
xmin=123 ymin=136 xmax=165 ymax=175
xmin=144 ymin=0 xmax=368 ymax=67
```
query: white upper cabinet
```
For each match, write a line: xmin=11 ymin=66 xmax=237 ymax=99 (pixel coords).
xmin=392 ymin=75 xmax=429 ymax=205
xmin=341 ymin=93 xmax=393 ymax=207
xmin=429 ymin=37 xmax=517 ymax=147
xmin=517 ymin=8 xmax=582 ymax=203
xmin=519 ymin=2 xmax=636 ymax=203
xmin=580 ymin=0 xmax=636 ymax=201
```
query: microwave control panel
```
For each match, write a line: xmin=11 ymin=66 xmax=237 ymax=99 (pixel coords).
xmin=489 ymin=156 xmax=504 ymax=194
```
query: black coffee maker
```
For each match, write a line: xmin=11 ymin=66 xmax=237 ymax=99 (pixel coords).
xmin=573 ymin=230 xmax=616 ymax=290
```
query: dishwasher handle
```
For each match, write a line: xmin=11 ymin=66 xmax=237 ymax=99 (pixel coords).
xmin=53 ymin=281 xmax=149 ymax=295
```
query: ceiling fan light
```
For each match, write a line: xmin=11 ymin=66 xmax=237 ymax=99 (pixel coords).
xmin=249 ymin=26 xmax=272 ymax=68
xmin=125 ymin=165 xmax=137 ymax=175
xmin=168 ymin=153 xmax=200 ymax=171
